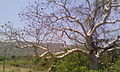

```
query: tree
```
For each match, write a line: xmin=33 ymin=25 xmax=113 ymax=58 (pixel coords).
xmin=2 ymin=0 xmax=120 ymax=70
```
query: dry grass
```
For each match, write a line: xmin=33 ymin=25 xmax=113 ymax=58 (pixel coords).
xmin=0 ymin=65 xmax=37 ymax=72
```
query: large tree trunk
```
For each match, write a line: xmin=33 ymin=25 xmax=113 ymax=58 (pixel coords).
xmin=89 ymin=53 xmax=98 ymax=70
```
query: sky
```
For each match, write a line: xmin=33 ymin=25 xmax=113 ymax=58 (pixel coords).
xmin=0 ymin=0 xmax=35 ymax=29
xmin=0 ymin=0 xmax=81 ymax=30
xmin=0 ymin=0 xmax=90 ymax=30
xmin=0 ymin=0 xmax=87 ymax=43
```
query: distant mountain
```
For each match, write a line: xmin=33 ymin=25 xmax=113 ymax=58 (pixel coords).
xmin=0 ymin=42 xmax=71 ymax=57
xmin=0 ymin=29 xmax=4 ymax=34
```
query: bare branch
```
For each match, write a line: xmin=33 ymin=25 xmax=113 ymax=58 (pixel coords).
xmin=98 ymin=27 xmax=120 ymax=36
xmin=53 ymin=48 xmax=89 ymax=59
xmin=99 ymin=38 xmax=120 ymax=54
xmin=112 ymin=4 xmax=120 ymax=7
xmin=39 ymin=51 xmax=49 ymax=57
xmin=107 ymin=47 xmax=120 ymax=51
xmin=64 ymin=31 xmax=85 ymax=44
xmin=54 ymin=27 xmax=84 ymax=37
xmin=89 ymin=20 xmax=120 ymax=36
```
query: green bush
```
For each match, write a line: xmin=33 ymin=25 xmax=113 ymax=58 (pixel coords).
xmin=53 ymin=52 xmax=89 ymax=72
xmin=1 ymin=50 xmax=120 ymax=72
xmin=0 ymin=56 xmax=5 ymax=61
xmin=50 ymin=50 xmax=120 ymax=72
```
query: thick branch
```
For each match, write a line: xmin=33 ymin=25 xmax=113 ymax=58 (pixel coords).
xmin=96 ymin=39 xmax=120 ymax=57
xmin=39 ymin=48 xmax=89 ymax=59
xmin=103 ymin=38 xmax=119 ymax=49
xmin=106 ymin=47 xmax=120 ymax=51
xmin=54 ymin=48 xmax=89 ymax=59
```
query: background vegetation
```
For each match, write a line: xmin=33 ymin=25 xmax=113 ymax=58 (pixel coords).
xmin=0 ymin=49 xmax=120 ymax=72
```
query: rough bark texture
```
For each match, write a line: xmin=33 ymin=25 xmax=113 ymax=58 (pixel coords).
xmin=89 ymin=53 xmax=98 ymax=70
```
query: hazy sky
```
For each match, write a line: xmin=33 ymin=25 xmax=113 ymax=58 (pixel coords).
xmin=0 ymin=0 xmax=91 ymax=29
xmin=0 ymin=0 xmax=35 ymax=28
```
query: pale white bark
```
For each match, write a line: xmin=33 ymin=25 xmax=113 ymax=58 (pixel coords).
xmin=39 ymin=48 xmax=89 ymax=59
xmin=54 ymin=48 xmax=89 ymax=59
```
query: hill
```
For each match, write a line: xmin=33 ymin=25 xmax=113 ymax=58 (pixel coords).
xmin=0 ymin=42 xmax=70 ymax=57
